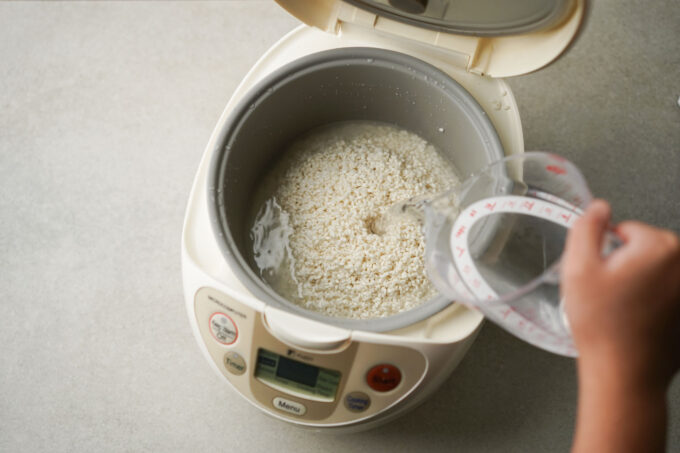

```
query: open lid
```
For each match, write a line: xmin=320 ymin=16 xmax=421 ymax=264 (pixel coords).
xmin=275 ymin=0 xmax=585 ymax=77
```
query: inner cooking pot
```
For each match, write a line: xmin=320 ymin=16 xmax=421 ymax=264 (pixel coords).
xmin=209 ymin=47 xmax=504 ymax=332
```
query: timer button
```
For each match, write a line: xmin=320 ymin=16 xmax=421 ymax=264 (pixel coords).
xmin=366 ymin=364 xmax=401 ymax=392
xmin=223 ymin=351 xmax=246 ymax=376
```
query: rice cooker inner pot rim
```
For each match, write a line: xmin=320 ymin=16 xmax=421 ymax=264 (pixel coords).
xmin=208 ymin=47 xmax=504 ymax=332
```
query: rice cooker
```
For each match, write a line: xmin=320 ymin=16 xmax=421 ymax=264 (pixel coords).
xmin=182 ymin=0 xmax=585 ymax=431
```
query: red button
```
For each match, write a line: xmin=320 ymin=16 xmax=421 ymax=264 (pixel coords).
xmin=366 ymin=364 xmax=401 ymax=392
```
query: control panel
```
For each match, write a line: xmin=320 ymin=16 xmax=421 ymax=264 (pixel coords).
xmin=194 ymin=287 xmax=428 ymax=424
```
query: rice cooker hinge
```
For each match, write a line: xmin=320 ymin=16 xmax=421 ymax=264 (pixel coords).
xmin=336 ymin=3 xmax=474 ymax=72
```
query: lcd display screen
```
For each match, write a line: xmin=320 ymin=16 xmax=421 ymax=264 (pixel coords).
xmin=255 ymin=349 xmax=342 ymax=401
xmin=276 ymin=356 xmax=320 ymax=387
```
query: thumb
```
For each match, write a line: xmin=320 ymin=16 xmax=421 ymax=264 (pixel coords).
xmin=564 ymin=199 xmax=611 ymax=265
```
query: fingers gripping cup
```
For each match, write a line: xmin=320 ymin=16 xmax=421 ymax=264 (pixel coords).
xmin=421 ymin=152 xmax=599 ymax=357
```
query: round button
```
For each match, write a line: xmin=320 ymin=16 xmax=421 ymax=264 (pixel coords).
xmin=366 ymin=364 xmax=401 ymax=392
xmin=209 ymin=312 xmax=238 ymax=345
xmin=344 ymin=391 xmax=371 ymax=413
xmin=223 ymin=351 xmax=246 ymax=375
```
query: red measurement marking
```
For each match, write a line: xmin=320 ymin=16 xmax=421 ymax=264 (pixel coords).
xmin=543 ymin=206 xmax=553 ymax=215
xmin=522 ymin=201 xmax=535 ymax=211
xmin=487 ymin=295 xmax=494 ymax=301
xmin=469 ymin=209 xmax=477 ymax=218
xmin=546 ymin=165 xmax=566 ymax=175
xmin=456 ymin=247 xmax=466 ymax=258
xmin=502 ymin=308 xmax=513 ymax=319
xmin=462 ymin=264 xmax=472 ymax=274
xmin=504 ymin=200 xmax=516 ymax=209
xmin=485 ymin=202 xmax=497 ymax=211
xmin=455 ymin=226 xmax=466 ymax=238
xmin=561 ymin=213 xmax=572 ymax=223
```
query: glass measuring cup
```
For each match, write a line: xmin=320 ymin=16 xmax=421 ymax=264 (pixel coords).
xmin=408 ymin=152 xmax=603 ymax=357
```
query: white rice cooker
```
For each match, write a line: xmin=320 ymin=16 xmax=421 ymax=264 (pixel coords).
xmin=182 ymin=0 xmax=585 ymax=431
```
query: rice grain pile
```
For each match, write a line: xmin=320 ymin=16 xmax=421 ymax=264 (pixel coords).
xmin=251 ymin=121 xmax=459 ymax=319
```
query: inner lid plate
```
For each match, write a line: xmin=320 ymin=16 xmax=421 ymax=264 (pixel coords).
xmin=344 ymin=0 xmax=572 ymax=35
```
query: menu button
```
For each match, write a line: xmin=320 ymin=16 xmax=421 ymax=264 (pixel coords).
xmin=273 ymin=397 xmax=307 ymax=416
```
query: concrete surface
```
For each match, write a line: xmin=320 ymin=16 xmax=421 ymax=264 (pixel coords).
xmin=0 ymin=1 xmax=678 ymax=452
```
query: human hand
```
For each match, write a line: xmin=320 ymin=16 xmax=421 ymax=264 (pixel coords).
xmin=562 ymin=199 xmax=680 ymax=388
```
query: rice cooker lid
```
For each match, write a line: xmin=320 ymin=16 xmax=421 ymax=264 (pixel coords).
xmin=274 ymin=0 xmax=585 ymax=77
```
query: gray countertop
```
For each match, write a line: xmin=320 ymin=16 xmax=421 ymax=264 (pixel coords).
xmin=1 ymin=1 xmax=678 ymax=452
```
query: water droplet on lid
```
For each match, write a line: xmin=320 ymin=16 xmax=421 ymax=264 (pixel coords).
xmin=437 ymin=127 xmax=445 ymax=133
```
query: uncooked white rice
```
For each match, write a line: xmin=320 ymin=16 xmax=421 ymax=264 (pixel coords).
xmin=251 ymin=121 xmax=459 ymax=319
